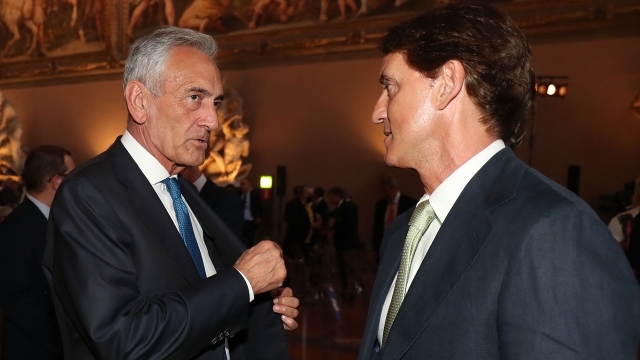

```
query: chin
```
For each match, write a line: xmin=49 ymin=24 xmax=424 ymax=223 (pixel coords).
xmin=383 ymin=152 xmax=398 ymax=167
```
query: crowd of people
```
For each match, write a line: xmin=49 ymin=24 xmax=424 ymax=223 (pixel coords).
xmin=1 ymin=3 xmax=640 ymax=359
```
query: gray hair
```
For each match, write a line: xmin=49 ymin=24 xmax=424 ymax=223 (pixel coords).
xmin=123 ymin=27 xmax=219 ymax=97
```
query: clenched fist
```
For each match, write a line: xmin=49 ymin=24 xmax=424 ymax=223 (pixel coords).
xmin=234 ymin=240 xmax=287 ymax=295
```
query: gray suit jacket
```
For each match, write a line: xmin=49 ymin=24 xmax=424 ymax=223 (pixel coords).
xmin=43 ymin=138 xmax=288 ymax=359
xmin=359 ymin=147 xmax=640 ymax=359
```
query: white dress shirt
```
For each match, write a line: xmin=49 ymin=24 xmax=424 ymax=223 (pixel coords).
xmin=121 ymin=131 xmax=253 ymax=359
xmin=193 ymin=173 xmax=207 ymax=192
xmin=378 ymin=139 xmax=505 ymax=344
xmin=243 ymin=192 xmax=254 ymax=221
xmin=26 ymin=193 xmax=50 ymax=219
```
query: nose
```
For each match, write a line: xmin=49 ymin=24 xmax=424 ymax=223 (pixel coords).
xmin=372 ymin=91 xmax=387 ymax=124
xmin=202 ymin=100 xmax=219 ymax=132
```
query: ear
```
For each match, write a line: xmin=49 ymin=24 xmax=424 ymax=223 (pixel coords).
xmin=125 ymin=80 xmax=150 ymax=125
xmin=433 ymin=60 xmax=465 ymax=111
xmin=51 ymin=174 xmax=64 ymax=192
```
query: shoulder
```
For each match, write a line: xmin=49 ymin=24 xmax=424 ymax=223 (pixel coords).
xmin=516 ymin=167 xmax=596 ymax=217
xmin=0 ymin=200 xmax=42 ymax=235
xmin=67 ymin=151 xmax=112 ymax=183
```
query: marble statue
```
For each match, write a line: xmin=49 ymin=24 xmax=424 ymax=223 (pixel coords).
xmin=200 ymin=85 xmax=252 ymax=185
xmin=0 ymin=89 xmax=26 ymax=176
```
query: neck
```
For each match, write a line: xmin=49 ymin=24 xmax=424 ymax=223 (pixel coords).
xmin=28 ymin=190 xmax=53 ymax=208
xmin=417 ymin=130 xmax=497 ymax=195
xmin=128 ymin=125 xmax=183 ymax=175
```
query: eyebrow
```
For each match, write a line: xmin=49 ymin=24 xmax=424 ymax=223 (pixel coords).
xmin=187 ymin=86 xmax=213 ymax=96
xmin=187 ymin=87 xmax=224 ymax=101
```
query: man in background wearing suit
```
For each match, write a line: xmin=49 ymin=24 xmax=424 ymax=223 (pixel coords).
xmin=240 ymin=178 xmax=263 ymax=246
xmin=182 ymin=166 xmax=244 ymax=239
xmin=371 ymin=174 xmax=416 ymax=265
xmin=43 ymin=27 xmax=298 ymax=359
xmin=0 ymin=145 xmax=74 ymax=360
xmin=327 ymin=187 xmax=362 ymax=300
xmin=359 ymin=4 xmax=640 ymax=359
xmin=283 ymin=185 xmax=315 ymax=261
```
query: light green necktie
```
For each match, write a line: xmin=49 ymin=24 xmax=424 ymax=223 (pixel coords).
xmin=382 ymin=200 xmax=436 ymax=347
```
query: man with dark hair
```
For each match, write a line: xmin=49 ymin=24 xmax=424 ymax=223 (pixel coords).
xmin=43 ymin=27 xmax=298 ymax=359
xmin=0 ymin=145 xmax=74 ymax=360
xmin=359 ymin=4 xmax=640 ymax=359
xmin=371 ymin=174 xmax=416 ymax=265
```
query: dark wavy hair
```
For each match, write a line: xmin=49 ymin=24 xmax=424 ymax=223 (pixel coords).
xmin=379 ymin=3 xmax=535 ymax=147
xmin=22 ymin=145 xmax=71 ymax=193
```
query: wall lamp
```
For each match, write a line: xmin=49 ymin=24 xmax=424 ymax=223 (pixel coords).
xmin=535 ymin=76 xmax=568 ymax=98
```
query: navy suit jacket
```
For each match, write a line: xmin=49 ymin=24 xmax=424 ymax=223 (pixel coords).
xmin=43 ymin=138 xmax=288 ymax=359
xmin=0 ymin=198 xmax=62 ymax=359
xmin=359 ymin=148 xmax=640 ymax=359
xmin=198 ymin=178 xmax=244 ymax=239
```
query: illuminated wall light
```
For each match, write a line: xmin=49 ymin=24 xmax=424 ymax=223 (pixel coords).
xmin=535 ymin=76 xmax=568 ymax=99
xmin=557 ymin=84 xmax=568 ymax=97
xmin=537 ymin=83 xmax=548 ymax=96
xmin=260 ymin=175 xmax=273 ymax=189
xmin=546 ymin=84 xmax=557 ymax=96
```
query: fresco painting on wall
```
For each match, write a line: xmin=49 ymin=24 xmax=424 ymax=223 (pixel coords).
xmin=0 ymin=0 xmax=639 ymax=85
xmin=125 ymin=0 xmax=410 ymax=38
xmin=0 ymin=0 xmax=105 ymax=60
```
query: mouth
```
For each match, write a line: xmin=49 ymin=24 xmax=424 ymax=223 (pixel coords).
xmin=191 ymin=138 xmax=208 ymax=147
xmin=383 ymin=120 xmax=391 ymax=137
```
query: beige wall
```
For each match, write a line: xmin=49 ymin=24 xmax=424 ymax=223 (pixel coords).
xmin=3 ymin=35 xmax=640 ymax=244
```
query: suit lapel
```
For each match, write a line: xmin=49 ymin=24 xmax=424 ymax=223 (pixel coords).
xmin=360 ymin=217 xmax=410 ymax=358
xmin=381 ymin=148 xmax=527 ymax=359
xmin=107 ymin=138 xmax=202 ymax=284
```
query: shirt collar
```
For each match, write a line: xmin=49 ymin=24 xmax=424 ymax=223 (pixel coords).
xmin=421 ymin=139 xmax=505 ymax=223
xmin=121 ymin=130 xmax=172 ymax=185
xmin=26 ymin=193 xmax=50 ymax=219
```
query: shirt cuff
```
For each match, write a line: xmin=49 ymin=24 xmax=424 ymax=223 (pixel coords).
xmin=193 ymin=174 xmax=207 ymax=192
xmin=236 ymin=269 xmax=255 ymax=302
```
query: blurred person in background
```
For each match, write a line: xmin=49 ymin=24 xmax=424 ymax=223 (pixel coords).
xmin=0 ymin=145 xmax=74 ymax=360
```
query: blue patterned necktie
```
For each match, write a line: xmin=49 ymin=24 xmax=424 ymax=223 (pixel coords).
xmin=161 ymin=177 xmax=207 ymax=279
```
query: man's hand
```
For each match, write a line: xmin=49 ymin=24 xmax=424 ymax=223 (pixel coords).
xmin=271 ymin=287 xmax=299 ymax=330
xmin=234 ymin=240 xmax=286 ymax=295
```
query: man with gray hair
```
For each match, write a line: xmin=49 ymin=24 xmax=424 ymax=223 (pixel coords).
xmin=43 ymin=27 xmax=297 ymax=359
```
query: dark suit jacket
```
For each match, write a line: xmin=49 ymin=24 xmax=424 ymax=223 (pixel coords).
xmin=372 ymin=194 xmax=417 ymax=260
xmin=283 ymin=198 xmax=311 ymax=247
xmin=312 ymin=198 xmax=330 ymax=241
xmin=331 ymin=201 xmax=361 ymax=251
xmin=43 ymin=138 xmax=288 ymax=360
xmin=198 ymin=178 xmax=243 ymax=239
xmin=0 ymin=198 xmax=62 ymax=360
xmin=359 ymin=148 xmax=640 ymax=359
